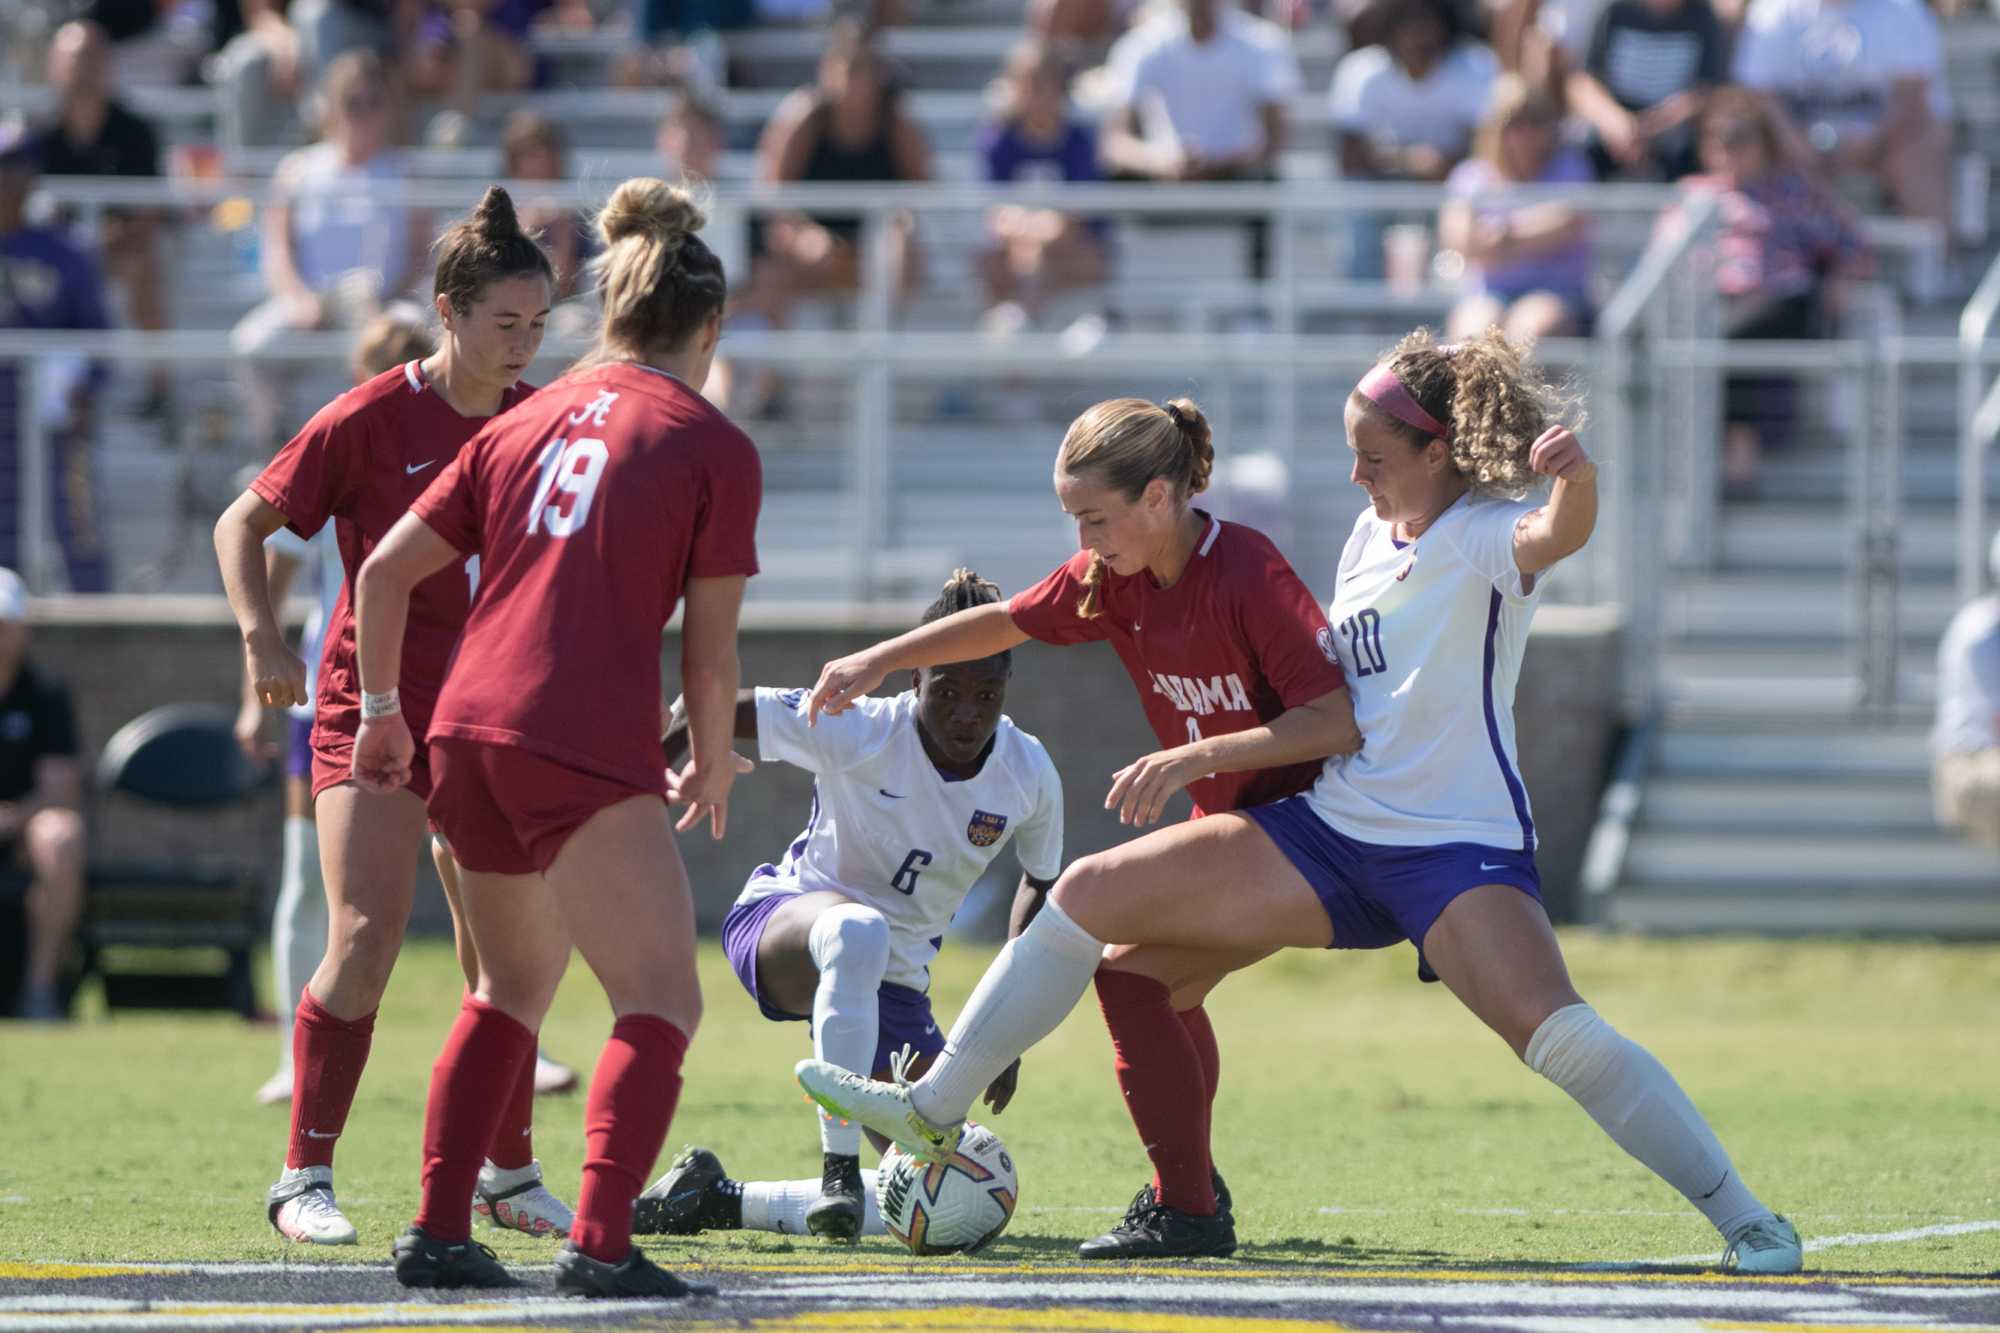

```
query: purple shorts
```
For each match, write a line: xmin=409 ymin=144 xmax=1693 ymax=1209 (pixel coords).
xmin=721 ymin=891 xmax=946 ymax=1076
xmin=286 ymin=713 xmax=313 ymax=781
xmin=1244 ymin=795 xmax=1542 ymax=983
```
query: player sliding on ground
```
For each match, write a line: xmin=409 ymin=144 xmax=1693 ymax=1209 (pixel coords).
xmin=632 ymin=569 xmax=1063 ymax=1243
xmin=798 ymin=330 xmax=1804 ymax=1274
xmin=215 ymin=189 xmax=574 ymax=1247
xmin=799 ymin=394 xmax=1363 ymax=1258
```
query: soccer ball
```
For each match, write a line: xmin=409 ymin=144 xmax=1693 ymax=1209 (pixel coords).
xmin=875 ymin=1122 xmax=1018 ymax=1255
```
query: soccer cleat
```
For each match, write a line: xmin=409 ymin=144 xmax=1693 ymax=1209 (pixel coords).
xmin=255 ymin=1065 xmax=294 ymax=1107
xmin=553 ymin=1244 xmax=715 ymax=1299
xmin=533 ymin=1050 xmax=578 ymax=1095
xmin=1078 ymin=1198 xmax=1239 ymax=1260
xmin=632 ymin=1146 xmax=739 ymax=1236
xmin=473 ymin=1159 xmax=573 ymax=1238
xmin=1124 ymin=1168 xmax=1235 ymax=1226
xmin=795 ymin=1050 xmax=962 ymax=1164
xmin=390 ymin=1226 xmax=517 ymax=1288
xmin=1723 ymin=1214 xmax=1803 ymax=1275
xmin=804 ymin=1151 xmax=865 ymax=1241
xmin=266 ymin=1166 xmax=358 ymax=1245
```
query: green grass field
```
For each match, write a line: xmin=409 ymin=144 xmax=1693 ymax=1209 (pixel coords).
xmin=3 ymin=932 xmax=1996 ymax=1275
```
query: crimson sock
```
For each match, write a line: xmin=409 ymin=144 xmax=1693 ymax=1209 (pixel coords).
xmin=1094 ymin=969 xmax=1217 ymax=1216
xmin=485 ymin=1036 xmax=537 ymax=1171
xmin=412 ymin=996 xmax=536 ymax=1244
xmin=572 ymin=1014 xmax=689 ymax=1263
xmin=286 ymin=993 xmax=377 ymax=1171
xmin=1177 ymin=1002 xmax=1222 ymax=1125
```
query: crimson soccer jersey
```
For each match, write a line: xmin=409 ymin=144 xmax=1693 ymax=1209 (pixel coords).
xmin=1007 ymin=513 xmax=1345 ymax=816
xmin=412 ymin=362 xmax=762 ymax=789
xmin=250 ymin=360 xmax=535 ymax=754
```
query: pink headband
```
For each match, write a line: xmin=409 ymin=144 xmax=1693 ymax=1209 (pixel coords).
xmin=1358 ymin=363 xmax=1451 ymax=441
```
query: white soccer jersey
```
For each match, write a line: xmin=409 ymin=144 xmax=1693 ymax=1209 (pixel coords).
xmin=743 ymin=688 xmax=1065 ymax=991
xmin=1306 ymin=494 xmax=1549 ymax=852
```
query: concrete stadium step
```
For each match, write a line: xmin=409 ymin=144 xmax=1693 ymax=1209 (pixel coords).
xmin=1713 ymin=502 xmax=1960 ymax=573
xmin=1671 ymin=572 xmax=1958 ymax=640
xmin=1642 ymin=776 xmax=1938 ymax=833
xmin=1624 ymin=830 xmax=1998 ymax=891
xmin=1603 ymin=887 xmax=2000 ymax=934
xmin=1661 ymin=648 xmax=1937 ymax=713
xmin=1654 ymin=724 xmax=1931 ymax=778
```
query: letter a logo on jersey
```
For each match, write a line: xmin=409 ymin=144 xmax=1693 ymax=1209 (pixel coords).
xmin=967 ymin=810 xmax=1007 ymax=847
xmin=568 ymin=389 xmax=619 ymax=427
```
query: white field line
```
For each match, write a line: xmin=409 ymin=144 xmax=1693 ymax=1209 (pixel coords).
xmin=1620 ymin=1218 xmax=2000 ymax=1268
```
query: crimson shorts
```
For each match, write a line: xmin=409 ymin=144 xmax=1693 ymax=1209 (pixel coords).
xmin=311 ymin=731 xmax=436 ymax=802
xmin=427 ymin=736 xmax=665 ymax=876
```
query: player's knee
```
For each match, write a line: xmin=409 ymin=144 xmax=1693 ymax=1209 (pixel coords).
xmin=1048 ymin=853 xmax=1116 ymax=926
xmin=808 ymin=902 xmax=891 ymax=982
xmin=1521 ymin=1001 xmax=1620 ymax=1083
xmin=25 ymin=808 xmax=85 ymax=867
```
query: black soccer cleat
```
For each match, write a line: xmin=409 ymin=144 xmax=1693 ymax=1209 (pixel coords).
xmin=553 ymin=1244 xmax=716 ymax=1299
xmin=390 ymin=1226 xmax=518 ymax=1288
xmin=1079 ymin=1197 xmax=1238 ymax=1260
xmin=1122 ymin=1168 xmax=1235 ymax=1226
xmin=804 ymin=1151 xmax=865 ymax=1241
xmin=632 ymin=1146 xmax=740 ymax=1236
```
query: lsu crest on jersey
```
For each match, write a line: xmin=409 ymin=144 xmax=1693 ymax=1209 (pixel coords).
xmin=740 ymin=688 xmax=1065 ymax=990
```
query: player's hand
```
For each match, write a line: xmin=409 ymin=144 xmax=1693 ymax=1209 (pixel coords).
xmin=806 ymin=651 xmax=889 ymax=724
xmin=668 ymin=752 xmax=753 ymax=838
xmin=234 ymin=696 xmax=276 ymax=764
xmin=982 ymin=1059 xmax=1022 ymax=1115
xmin=1106 ymin=746 xmax=1203 ymax=826
xmin=245 ymin=633 xmax=309 ymax=710
xmin=351 ymin=715 xmax=415 ymax=793
xmin=1528 ymin=426 xmax=1596 ymax=484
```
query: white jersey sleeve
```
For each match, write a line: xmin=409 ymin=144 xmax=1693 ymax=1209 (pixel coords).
xmin=1440 ymin=496 xmax=1544 ymax=600
xmin=754 ymin=687 xmax=902 ymax=774
xmin=1009 ymin=740 xmax=1066 ymax=883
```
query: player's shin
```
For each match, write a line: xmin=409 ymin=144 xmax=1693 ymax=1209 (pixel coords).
xmin=807 ymin=904 xmax=891 ymax=1156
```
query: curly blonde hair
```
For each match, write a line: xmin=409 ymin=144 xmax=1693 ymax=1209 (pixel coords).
xmin=1367 ymin=327 xmax=1582 ymax=498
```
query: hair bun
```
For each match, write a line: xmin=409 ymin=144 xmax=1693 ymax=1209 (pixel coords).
xmin=597 ymin=177 xmax=707 ymax=252
xmin=472 ymin=185 xmax=524 ymax=240
xmin=1163 ymin=397 xmax=1214 ymax=495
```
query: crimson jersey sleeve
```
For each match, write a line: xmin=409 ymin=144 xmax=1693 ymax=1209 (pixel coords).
xmin=1007 ymin=553 xmax=1112 ymax=646
xmin=687 ymin=429 xmax=763 ymax=578
xmin=250 ymin=393 xmax=363 ymax=538
xmin=410 ymin=443 xmax=486 ymax=556
xmin=1232 ymin=539 xmax=1347 ymax=708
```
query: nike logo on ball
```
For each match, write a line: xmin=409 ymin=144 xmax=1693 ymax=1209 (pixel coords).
xmin=405 ymin=460 xmax=438 ymax=474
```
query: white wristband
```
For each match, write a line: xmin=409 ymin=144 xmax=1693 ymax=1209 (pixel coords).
xmin=361 ymin=687 xmax=400 ymax=719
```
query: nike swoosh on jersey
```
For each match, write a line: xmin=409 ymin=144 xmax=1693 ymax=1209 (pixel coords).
xmin=405 ymin=460 xmax=438 ymax=474
xmin=1479 ymin=862 xmax=1509 ymax=871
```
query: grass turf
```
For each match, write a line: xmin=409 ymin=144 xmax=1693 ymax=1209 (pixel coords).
xmin=1 ymin=932 xmax=1995 ymax=1274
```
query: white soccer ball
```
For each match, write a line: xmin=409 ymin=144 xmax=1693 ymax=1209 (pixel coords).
xmin=875 ymin=1122 xmax=1019 ymax=1255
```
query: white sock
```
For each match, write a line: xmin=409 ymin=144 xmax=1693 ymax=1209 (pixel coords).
xmin=807 ymin=903 xmax=891 ymax=1156
xmin=1526 ymin=1003 xmax=1771 ymax=1240
xmin=740 ymin=1175 xmax=885 ymax=1236
xmin=912 ymin=898 xmax=1105 ymax=1126
xmin=272 ymin=815 xmax=325 ymax=1063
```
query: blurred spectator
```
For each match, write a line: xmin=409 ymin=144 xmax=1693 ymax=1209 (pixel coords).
xmin=1567 ymin=0 xmax=1726 ymax=179
xmin=657 ymin=90 xmax=726 ymax=180
xmin=31 ymin=21 xmax=171 ymax=418
xmin=1439 ymin=75 xmax=1592 ymax=340
xmin=500 ymin=111 xmax=587 ymax=301
xmin=0 ymin=120 xmax=114 ymax=594
xmin=0 ymin=568 xmax=85 ymax=1022
xmin=751 ymin=20 xmax=930 ymax=322
xmin=405 ymin=0 xmax=553 ymax=117
xmin=1731 ymin=0 xmax=1951 ymax=230
xmin=229 ymin=51 xmax=430 ymax=448
xmin=210 ymin=0 xmax=399 ymax=149
xmin=1029 ymin=0 xmax=1124 ymax=53
xmin=977 ymin=41 xmax=1108 ymax=322
xmin=1331 ymin=0 xmax=1496 ymax=275
xmin=1932 ymin=533 xmax=2000 ymax=849
xmin=1487 ymin=0 xmax=1609 ymax=98
xmin=1666 ymin=87 xmax=1871 ymax=493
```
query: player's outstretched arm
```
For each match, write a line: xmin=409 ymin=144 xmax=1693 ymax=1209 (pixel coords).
xmin=1106 ymin=687 xmax=1362 ymax=826
xmin=675 ymin=573 xmax=749 ymax=838
xmin=1515 ymin=426 xmax=1598 ymax=576
xmin=215 ymin=490 xmax=309 ymax=712
xmin=661 ymin=687 xmax=759 ymax=768
xmin=806 ymin=602 xmax=1029 ymax=724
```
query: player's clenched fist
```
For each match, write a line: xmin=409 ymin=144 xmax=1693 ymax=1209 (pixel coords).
xmin=806 ymin=651 xmax=888 ymax=724
xmin=1527 ymin=426 xmax=1595 ymax=483
xmin=245 ymin=633 xmax=309 ymax=709
xmin=351 ymin=715 xmax=414 ymax=793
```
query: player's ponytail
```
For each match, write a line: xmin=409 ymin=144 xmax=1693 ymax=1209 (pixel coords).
xmin=920 ymin=568 xmax=1011 ymax=668
xmin=432 ymin=185 xmax=557 ymax=316
xmin=577 ymin=177 xmax=728 ymax=372
xmin=1056 ymin=397 xmax=1213 ymax=620
xmin=1365 ymin=328 xmax=1582 ymax=499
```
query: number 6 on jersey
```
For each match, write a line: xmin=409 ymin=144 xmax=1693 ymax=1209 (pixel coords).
xmin=527 ymin=437 xmax=609 ymax=537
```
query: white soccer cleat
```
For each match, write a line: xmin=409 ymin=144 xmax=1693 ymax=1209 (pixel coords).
xmin=255 ymin=1065 xmax=294 ymax=1107
xmin=473 ymin=1159 xmax=574 ymax=1238
xmin=266 ymin=1165 xmax=358 ymax=1245
xmin=1723 ymin=1214 xmax=1803 ymax=1274
xmin=794 ymin=1051 xmax=962 ymax=1165
xmin=532 ymin=1051 xmax=577 ymax=1095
